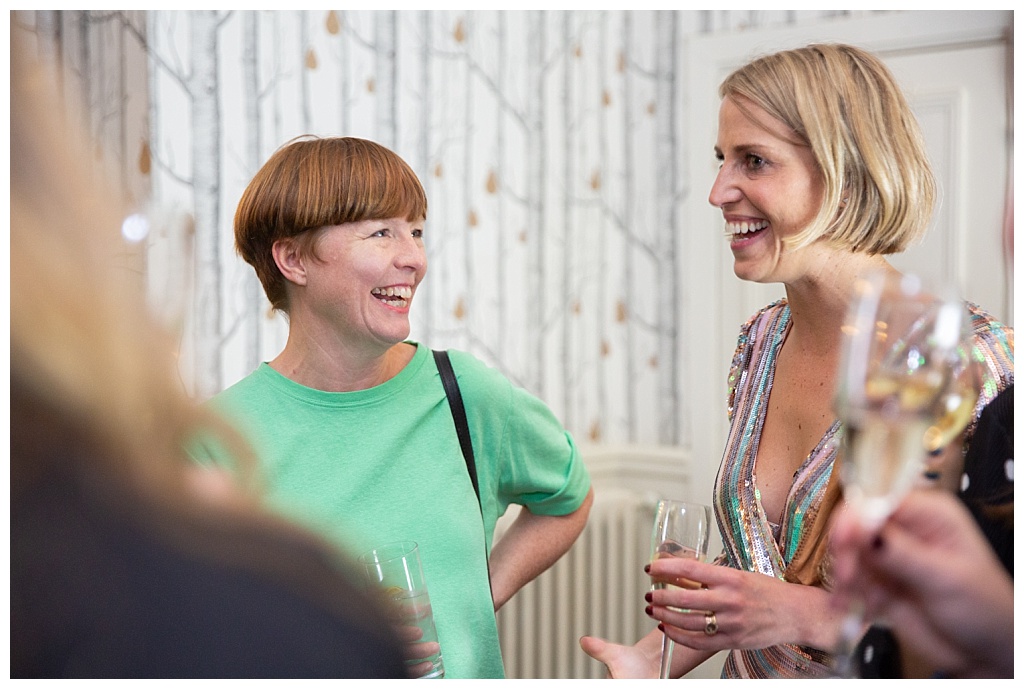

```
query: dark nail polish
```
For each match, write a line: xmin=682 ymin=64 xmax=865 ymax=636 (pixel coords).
xmin=643 ymin=564 xmax=651 ymax=573
xmin=645 ymin=592 xmax=653 ymax=603
xmin=658 ymin=623 xmax=665 ymax=632
xmin=645 ymin=605 xmax=653 ymax=617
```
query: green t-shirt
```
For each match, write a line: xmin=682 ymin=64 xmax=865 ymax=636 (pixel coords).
xmin=193 ymin=343 xmax=591 ymax=679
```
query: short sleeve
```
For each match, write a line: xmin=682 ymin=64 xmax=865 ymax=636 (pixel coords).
xmin=446 ymin=350 xmax=591 ymax=536
xmin=497 ymin=384 xmax=591 ymax=517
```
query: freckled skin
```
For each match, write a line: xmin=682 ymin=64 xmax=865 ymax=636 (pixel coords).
xmin=270 ymin=216 xmax=428 ymax=392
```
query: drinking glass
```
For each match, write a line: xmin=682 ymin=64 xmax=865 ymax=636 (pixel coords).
xmin=358 ymin=541 xmax=444 ymax=679
xmin=831 ymin=271 xmax=981 ymax=676
xmin=649 ymin=499 xmax=712 ymax=679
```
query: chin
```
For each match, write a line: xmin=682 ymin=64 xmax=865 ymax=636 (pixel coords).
xmin=732 ymin=264 xmax=766 ymax=284
xmin=732 ymin=256 xmax=786 ymax=285
xmin=388 ymin=325 xmax=412 ymax=344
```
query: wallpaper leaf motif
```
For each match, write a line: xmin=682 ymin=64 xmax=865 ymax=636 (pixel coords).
xmin=326 ymin=10 xmax=340 ymax=35
xmin=138 ymin=140 xmax=151 ymax=175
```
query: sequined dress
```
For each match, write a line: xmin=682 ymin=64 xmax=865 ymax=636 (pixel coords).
xmin=713 ymin=299 xmax=1013 ymax=679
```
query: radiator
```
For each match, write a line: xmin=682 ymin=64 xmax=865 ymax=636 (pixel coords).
xmin=494 ymin=488 xmax=657 ymax=679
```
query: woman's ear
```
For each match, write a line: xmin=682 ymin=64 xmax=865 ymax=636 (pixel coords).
xmin=272 ymin=238 xmax=307 ymax=286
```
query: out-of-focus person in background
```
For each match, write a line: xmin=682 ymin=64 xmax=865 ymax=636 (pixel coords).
xmin=9 ymin=30 xmax=406 ymax=679
xmin=191 ymin=134 xmax=594 ymax=679
xmin=830 ymin=384 xmax=1014 ymax=678
xmin=581 ymin=42 xmax=1013 ymax=678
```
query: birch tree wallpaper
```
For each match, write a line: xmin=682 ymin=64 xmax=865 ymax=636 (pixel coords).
xmin=12 ymin=9 xmax=1013 ymax=679
xmin=16 ymin=9 xmax=889 ymax=444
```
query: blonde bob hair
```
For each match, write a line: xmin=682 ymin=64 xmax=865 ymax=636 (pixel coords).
xmin=10 ymin=32 xmax=256 ymax=503
xmin=234 ymin=136 xmax=428 ymax=313
xmin=720 ymin=43 xmax=936 ymax=254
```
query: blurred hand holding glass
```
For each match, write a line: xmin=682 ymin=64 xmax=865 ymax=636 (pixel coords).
xmin=359 ymin=541 xmax=444 ymax=679
xmin=831 ymin=272 xmax=983 ymax=675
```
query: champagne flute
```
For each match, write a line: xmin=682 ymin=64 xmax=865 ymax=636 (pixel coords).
xmin=649 ymin=499 xmax=712 ymax=679
xmin=831 ymin=271 xmax=981 ymax=676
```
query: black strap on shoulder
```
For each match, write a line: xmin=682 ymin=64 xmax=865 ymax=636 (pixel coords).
xmin=433 ymin=349 xmax=481 ymax=508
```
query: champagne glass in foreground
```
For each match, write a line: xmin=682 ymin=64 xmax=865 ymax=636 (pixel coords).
xmin=650 ymin=499 xmax=712 ymax=679
xmin=831 ymin=272 xmax=981 ymax=677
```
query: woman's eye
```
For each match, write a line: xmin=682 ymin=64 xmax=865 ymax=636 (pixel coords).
xmin=372 ymin=228 xmax=390 ymax=238
xmin=745 ymin=154 xmax=766 ymax=170
xmin=412 ymin=229 xmax=423 ymax=239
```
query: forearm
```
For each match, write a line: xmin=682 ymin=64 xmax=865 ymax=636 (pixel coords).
xmin=488 ymin=487 xmax=593 ymax=610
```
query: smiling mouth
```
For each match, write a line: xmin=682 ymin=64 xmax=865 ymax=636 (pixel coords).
xmin=724 ymin=220 xmax=768 ymax=239
xmin=371 ymin=286 xmax=412 ymax=308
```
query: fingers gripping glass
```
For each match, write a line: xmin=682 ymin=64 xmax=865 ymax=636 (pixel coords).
xmin=649 ymin=500 xmax=712 ymax=679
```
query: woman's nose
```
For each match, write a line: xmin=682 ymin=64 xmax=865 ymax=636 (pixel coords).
xmin=396 ymin=233 xmax=427 ymax=271
xmin=708 ymin=166 xmax=741 ymax=208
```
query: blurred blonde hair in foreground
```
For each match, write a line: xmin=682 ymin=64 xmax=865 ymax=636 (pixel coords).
xmin=10 ymin=24 xmax=418 ymax=678
xmin=10 ymin=28 xmax=251 ymax=502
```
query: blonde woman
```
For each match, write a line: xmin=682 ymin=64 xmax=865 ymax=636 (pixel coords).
xmin=582 ymin=43 xmax=1013 ymax=679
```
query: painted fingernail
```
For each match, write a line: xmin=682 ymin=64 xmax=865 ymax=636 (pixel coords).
xmin=644 ymin=564 xmax=651 ymax=573
xmin=657 ymin=623 xmax=665 ymax=632
xmin=645 ymin=592 xmax=653 ymax=603
xmin=645 ymin=605 xmax=653 ymax=617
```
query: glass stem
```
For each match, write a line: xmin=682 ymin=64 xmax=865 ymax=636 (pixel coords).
xmin=659 ymin=634 xmax=675 ymax=679
xmin=832 ymin=597 xmax=865 ymax=678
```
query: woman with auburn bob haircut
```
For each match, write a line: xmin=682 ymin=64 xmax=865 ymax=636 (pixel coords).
xmin=195 ymin=135 xmax=594 ymax=679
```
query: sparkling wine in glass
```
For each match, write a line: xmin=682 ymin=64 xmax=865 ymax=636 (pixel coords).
xmin=831 ymin=272 xmax=981 ymax=676
xmin=649 ymin=499 xmax=712 ymax=679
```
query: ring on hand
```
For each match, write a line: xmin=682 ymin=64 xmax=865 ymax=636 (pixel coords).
xmin=704 ymin=612 xmax=718 ymax=636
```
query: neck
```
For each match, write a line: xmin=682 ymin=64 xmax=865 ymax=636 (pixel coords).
xmin=269 ymin=318 xmax=413 ymax=392
xmin=782 ymin=250 xmax=896 ymax=353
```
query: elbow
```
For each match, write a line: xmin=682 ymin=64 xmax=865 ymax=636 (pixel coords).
xmin=572 ymin=486 xmax=595 ymax=532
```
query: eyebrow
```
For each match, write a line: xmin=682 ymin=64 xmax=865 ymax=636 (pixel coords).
xmin=714 ymin=143 xmax=773 ymax=157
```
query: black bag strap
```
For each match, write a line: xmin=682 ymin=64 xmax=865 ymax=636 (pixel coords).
xmin=433 ymin=349 xmax=481 ymax=508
